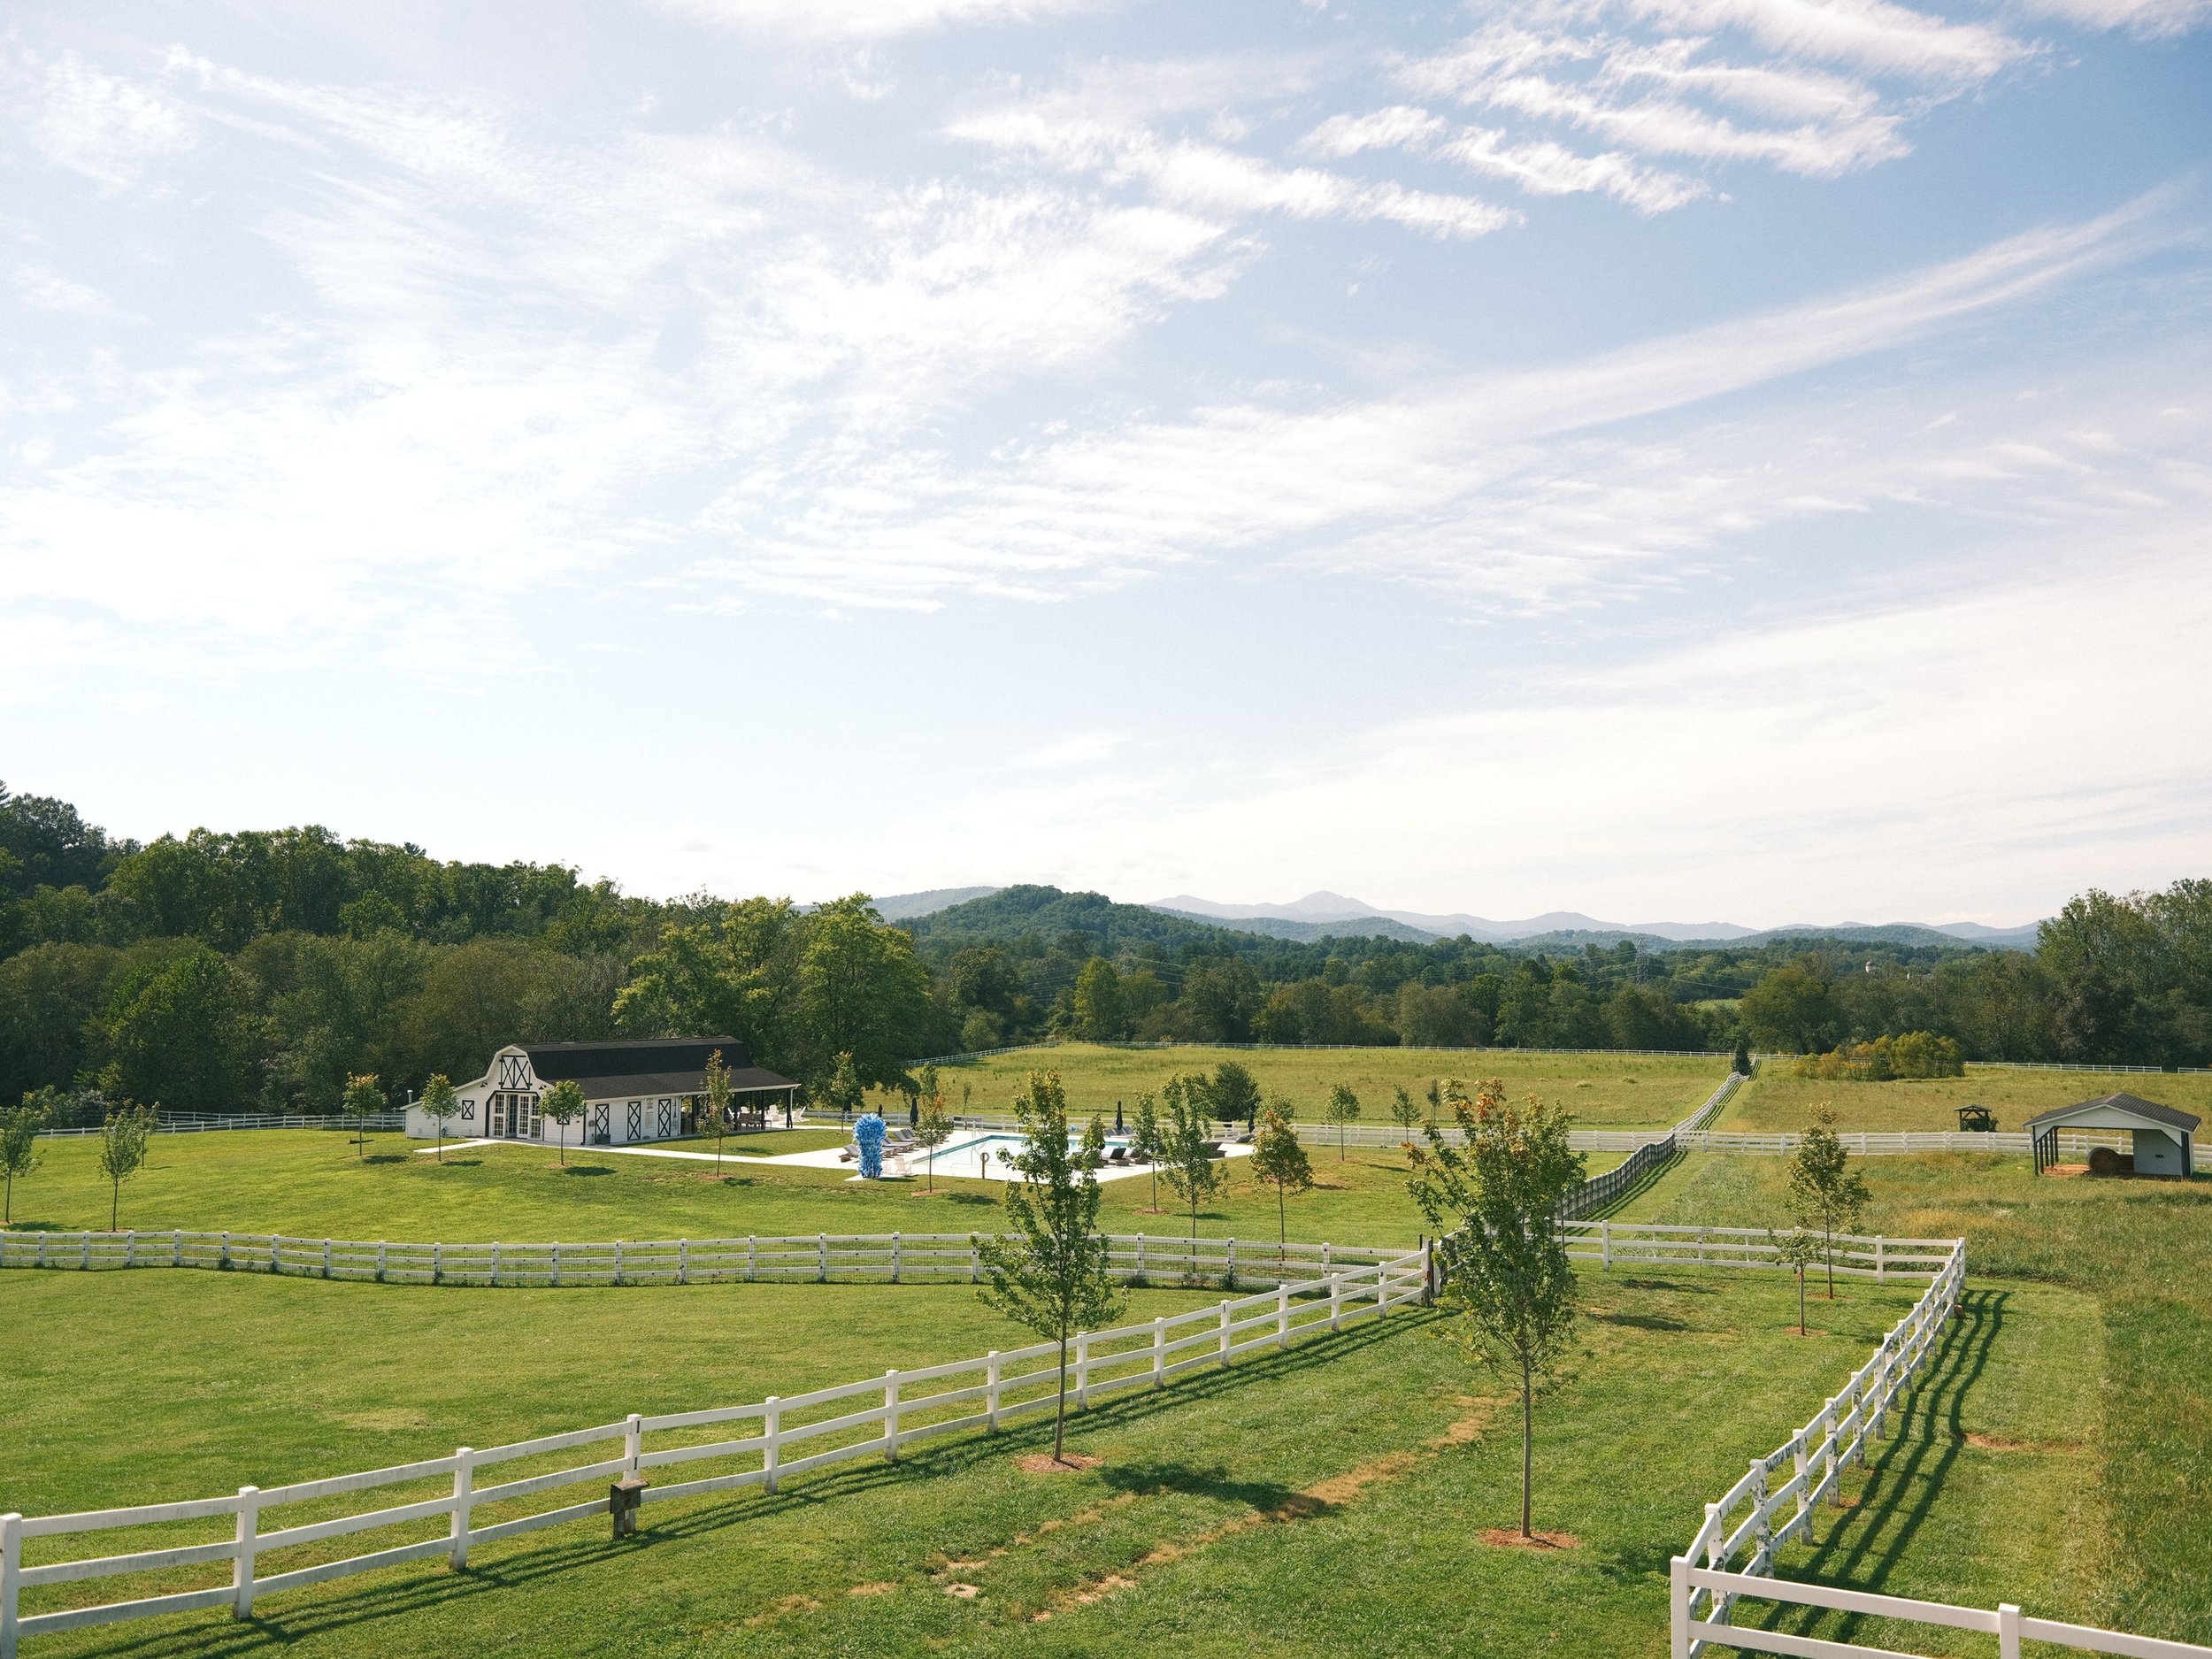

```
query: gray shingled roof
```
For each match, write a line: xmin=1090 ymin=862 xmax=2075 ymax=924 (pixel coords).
xmin=2023 ymin=1092 xmax=2201 ymax=1133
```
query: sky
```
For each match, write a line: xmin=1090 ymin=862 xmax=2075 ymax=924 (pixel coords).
xmin=2 ymin=0 xmax=2208 ymax=927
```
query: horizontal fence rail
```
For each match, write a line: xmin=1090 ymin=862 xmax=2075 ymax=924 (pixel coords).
xmin=1680 ymin=1128 xmax=2208 ymax=1171
xmin=0 ymin=1249 xmax=1433 ymax=1655
xmin=35 ymin=1113 xmax=406 ymax=1140
xmin=0 ymin=1229 xmax=1404 ymax=1291
xmin=1666 ymin=1240 xmax=2212 ymax=1659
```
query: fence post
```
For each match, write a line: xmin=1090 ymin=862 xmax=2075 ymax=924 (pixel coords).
xmin=173 ymin=1229 xmax=183 ymax=1268
xmin=1377 ymin=1267 xmax=1388 ymax=1312
xmin=625 ymin=1413 xmax=643 ymax=1477
xmin=375 ymin=1240 xmax=387 ymax=1283
xmin=1077 ymin=1333 xmax=1091 ymax=1407
xmin=1322 ymin=1241 xmax=1331 ymax=1272
xmin=1151 ymin=1319 xmax=1165 ymax=1386
xmin=1999 ymin=1602 xmax=2023 ymax=1659
xmin=432 ymin=1240 xmax=442 ymax=1284
xmin=1137 ymin=1233 xmax=1147 ymax=1279
xmin=2 ymin=1510 xmax=20 ymax=1659
xmin=763 ymin=1399 xmax=781 ymax=1493
xmin=1601 ymin=1220 xmax=1612 ymax=1270
xmin=268 ymin=1236 xmax=280 ymax=1274
xmin=1422 ymin=1240 xmax=1436 ymax=1305
xmin=232 ymin=1486 xmax=260 ymax=1619
xmin=322 ymin=1238 xmax=332 ymax=1279
xmin=1226 ymin=1238 xmax=1237 ymax=1288
xmin=492 ymin=1241 xmax=502 ymax=1287
xmin=1792 ymin=1430 xmax=1810 ymax=1530
xmin=818 ymin=1233 xmax=828 ymax=1282
xmin=1329 ymin=1272 xmax=1343 ymax=1332
xmin=124 ymin=1231 xmax=135 ymax=1270
xmin=449 ymin=1449 xmax=474 ymax=1568
xmin=80 ymin=1233 xmax=89 ymax=1271
xmin=552 ymin=1241 xmax=562 ymax=1288
xmin=1876 ymin=1236 xmax=1886 ymax=1286
xmin=749 ymin=1236 xmax=758 ymax=1282
xmin=1277 ymin=1285 xmax=1290 ymax=1349
xmin=987 ymin=1355 xmax=1002 ymax=1428
xmin=1218 ymin=1300 xmax=1233 ymax=1365
xmin=614 ymin=1240 xmax=624 ymax=1285
xmin=883 ymin=1371 xmax=901 ymax=1463
xmin=678 ymin=1240 xmax=688 ymax=1286
xmin=892 ymin=1233 xmax=902 ymax=1283
xmin=968 ymin=1234 xmax=979 ymax=1283
xmin=1669 ymin=1555 xmax=1691 ymax=1659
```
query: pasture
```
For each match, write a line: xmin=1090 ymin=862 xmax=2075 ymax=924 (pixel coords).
xmin=1718 ymin=1064 xmax=2212 ymax=1133
xmin=910 ymin=1043 xmax=1726 ymax=1128
xmin=1617 ymin=1150 xmax=2212 ymax=1643
xmin=3 ymin=1126 xmax=1621 ymax=1250
xmin=0 ymin=1239 xmax=2100 ymax=1659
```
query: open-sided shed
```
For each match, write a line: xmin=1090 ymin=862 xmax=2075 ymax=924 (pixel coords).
xmin=2026 ymin=1092 xmax=2200 ymax=1178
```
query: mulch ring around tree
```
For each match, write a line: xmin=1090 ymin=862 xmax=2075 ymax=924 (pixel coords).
xmin=1016 ymin=1453 xmax=1103 ymax=1473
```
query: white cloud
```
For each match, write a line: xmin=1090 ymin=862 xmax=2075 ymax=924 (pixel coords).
xmin=15 ymin=49 xmax=195 ymax=188
xmin=2011 ymin=0 xmax=2212 ymax=34
xmin=650 ymin=0 xmax=1106 ymax=40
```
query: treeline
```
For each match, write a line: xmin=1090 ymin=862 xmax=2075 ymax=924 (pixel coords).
xmin=4 ymin=787 xmax=2207 ymax=1118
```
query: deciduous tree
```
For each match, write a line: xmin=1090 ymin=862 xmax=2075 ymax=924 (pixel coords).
xmin=341 ymin=1072 xmax=384 ymax=1160
xmin=975 ymin=1071 xmax=1125 ymax=1465
xmin=1157 ymin=1075 xmax=1224 ymax=1245
xmin=914 ymin=1089 xmax=952 ymax=1189
xmin=97 ymin=1101 xmax=155 ymax=1231
xmin=1324 ymin=1082 xmax=1362 ymax=1159
xmin=1 ymin=1096 xmax=44 ymax=1224
xmin=1407 ymin=1079 xmax=1586 ymax=1540
xmin=1786 ymin=1108 xmax=1870 ymax=1298
xmin=1248 ymin=1101 xmax=1313 ymax=1255
xmin=541 ymin=1078 xmax=585 ymax=1166
xmin=701 ymin=1048 xmax=733 ymax=1174
xmin=418 ymin=1073 xmax=457 ymax=1163
xmin=1389 ymin=1086 xmax=1423 ymax=1150
xmin=1128 ymin=1090 xmax=1164 ymax=1214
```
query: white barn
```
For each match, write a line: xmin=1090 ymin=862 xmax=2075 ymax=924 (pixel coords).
xmin=406 ymin=1037 xmax=801 ymax=1148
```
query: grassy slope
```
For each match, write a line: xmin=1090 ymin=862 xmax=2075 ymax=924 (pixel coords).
xmin=1721 ymin=1065 xmax=2212 ymax=1133
xmin=5 ymin=1261 xmax=2078 ymax=1659
xmin=912 ymin=1044 xmax=1725 ymax=1129
xmin=1617 ymin=1152 xmax=2212 ymax=1642
xmin=8 ymin=1131 xmax=1628 ymax=1251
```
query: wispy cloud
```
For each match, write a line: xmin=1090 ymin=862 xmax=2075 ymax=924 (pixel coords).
xmin=649 ymin=0 xmax=1109 ymax=41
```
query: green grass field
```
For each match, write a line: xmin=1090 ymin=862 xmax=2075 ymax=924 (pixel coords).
xmin=1618 ymin=1151 xmax=2212 ymax=1643
xmin=911 ymin=1043 xmax=1726 ymax=1128
xmin=1720 ymin=1064 xmax=2212 ymax=1133
xmin=7 ymin=1127 xmax=1622 ymax=1251
xmin=3 ymin=1250 xmax=2087 ymax=1659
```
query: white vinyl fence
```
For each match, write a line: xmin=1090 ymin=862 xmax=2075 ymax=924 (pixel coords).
xmin=35 ymin=1112 xmax=407 ymax=1140
xmin=0 ymin=1248 xmax=1431 ymax=1656
xmin=0 ymin=1230 xmax=1402 ymax=1289
xmin=1680 ymin=1128 xmax=2211 ymax=1172
xmin=1667 ymin=1240 xmax=2212 ymax=1659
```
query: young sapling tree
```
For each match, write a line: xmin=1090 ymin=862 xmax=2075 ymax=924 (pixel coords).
xmin=1407 ymin=1079 xmax=1586 ymax=1540
xmin=97 ymin=1102 xmax=156 ymax=1232
xmin=1389 ymin=1086 xmax=1423 ymax=1150
xmin=702 ymin=1048 xmax=733 ymax=1174
xmin=975 ymin=1071 xmax=1125 ymax=1466
xmin=1773 ymin=1226 xmax=1823 ymax=1335
xmin=1248 ymin=1101 xmax=1313 ymax=1257
xmin=1128 ymin=1091 xmax=1164 ymax=1214
xmin=418 ymin=1073 xmax=458 ymax=1162
xmin=914 ymin=1088 xmax=952 ymax=1189
xmin=1210 ymin=1060 xmax=1262 ymax=1133
xmin=341 ymin=1073 xmax=384 ymax=1160
xmin=1158 ymin=1074 xmax=1225 ymax=1247
xmin=1786 ymin=1107 xmax=1870 ymax=1298
xmin=1 ymin=1098 xmax=45 ymax=1225
xmin=1325 ymin=1083 xmax=1362 ymax=1160
xmin=541 ymin=1079 xmax=586 ymax=1166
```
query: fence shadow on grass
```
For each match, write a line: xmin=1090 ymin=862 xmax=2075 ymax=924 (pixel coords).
xmin=1757 ymin=1286 xmax=2007 ymax=1647
xmin=50 ymin=1310 xmax=1436 ymax=1659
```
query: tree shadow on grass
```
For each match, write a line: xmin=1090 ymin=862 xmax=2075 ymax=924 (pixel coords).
xmin=364 ymin=1155 xmax=409 ymax=1165
xmin=63 ymin=1314 xmax=1438 ymax=1657
xmin=1747 ymin=1287 xmax=2007 ymax=1647
xmin=559 ymin=1165 xmax=613 ymax=1177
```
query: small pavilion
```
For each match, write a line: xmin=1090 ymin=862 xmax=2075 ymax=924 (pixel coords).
xmin=2026 ymin=1093 xmax=2200 ymax=1179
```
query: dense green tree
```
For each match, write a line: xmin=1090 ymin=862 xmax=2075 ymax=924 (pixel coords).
xmin=102 ymin=943 xmax=260 ymax=1112
xmin=418 ymin=1073 xmax=458 ymax=1161
xmin=1208 ymin=1059 xmax=1262 ymax=1131
xmin=1740 ymin=963 xmax=1845 ymax=1054
xmin=1071 ymin=956 xmax=1125 ymax=1041
xmin=341 ymin=1072 xmax=385 ymax=1159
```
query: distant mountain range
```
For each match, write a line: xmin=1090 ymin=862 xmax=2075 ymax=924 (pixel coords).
xmin=868 ymin=885 xmax=2043 ymax=951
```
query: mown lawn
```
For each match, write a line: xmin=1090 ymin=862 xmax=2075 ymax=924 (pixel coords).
xmin=3 ymin=1253 xmax=2080 ymax=1659
xmin=1617 ymin=1152 xmax=2212 ymax=1644
xmin=7 ymin=1128 xmax=1621 ymax=1250
xmin=1719 ymin=1064 xmax=2212 ymax=1134
xmin=906 ymin=1043 xmax=1725 ymax=1129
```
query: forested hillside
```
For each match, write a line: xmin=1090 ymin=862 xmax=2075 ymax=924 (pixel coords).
xmin=3 ymin=785 xmax=2207 ymax=1118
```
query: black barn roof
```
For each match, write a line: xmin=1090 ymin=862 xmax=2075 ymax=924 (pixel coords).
xmin=520 ymin=1038 xmax=795 ymax=1098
